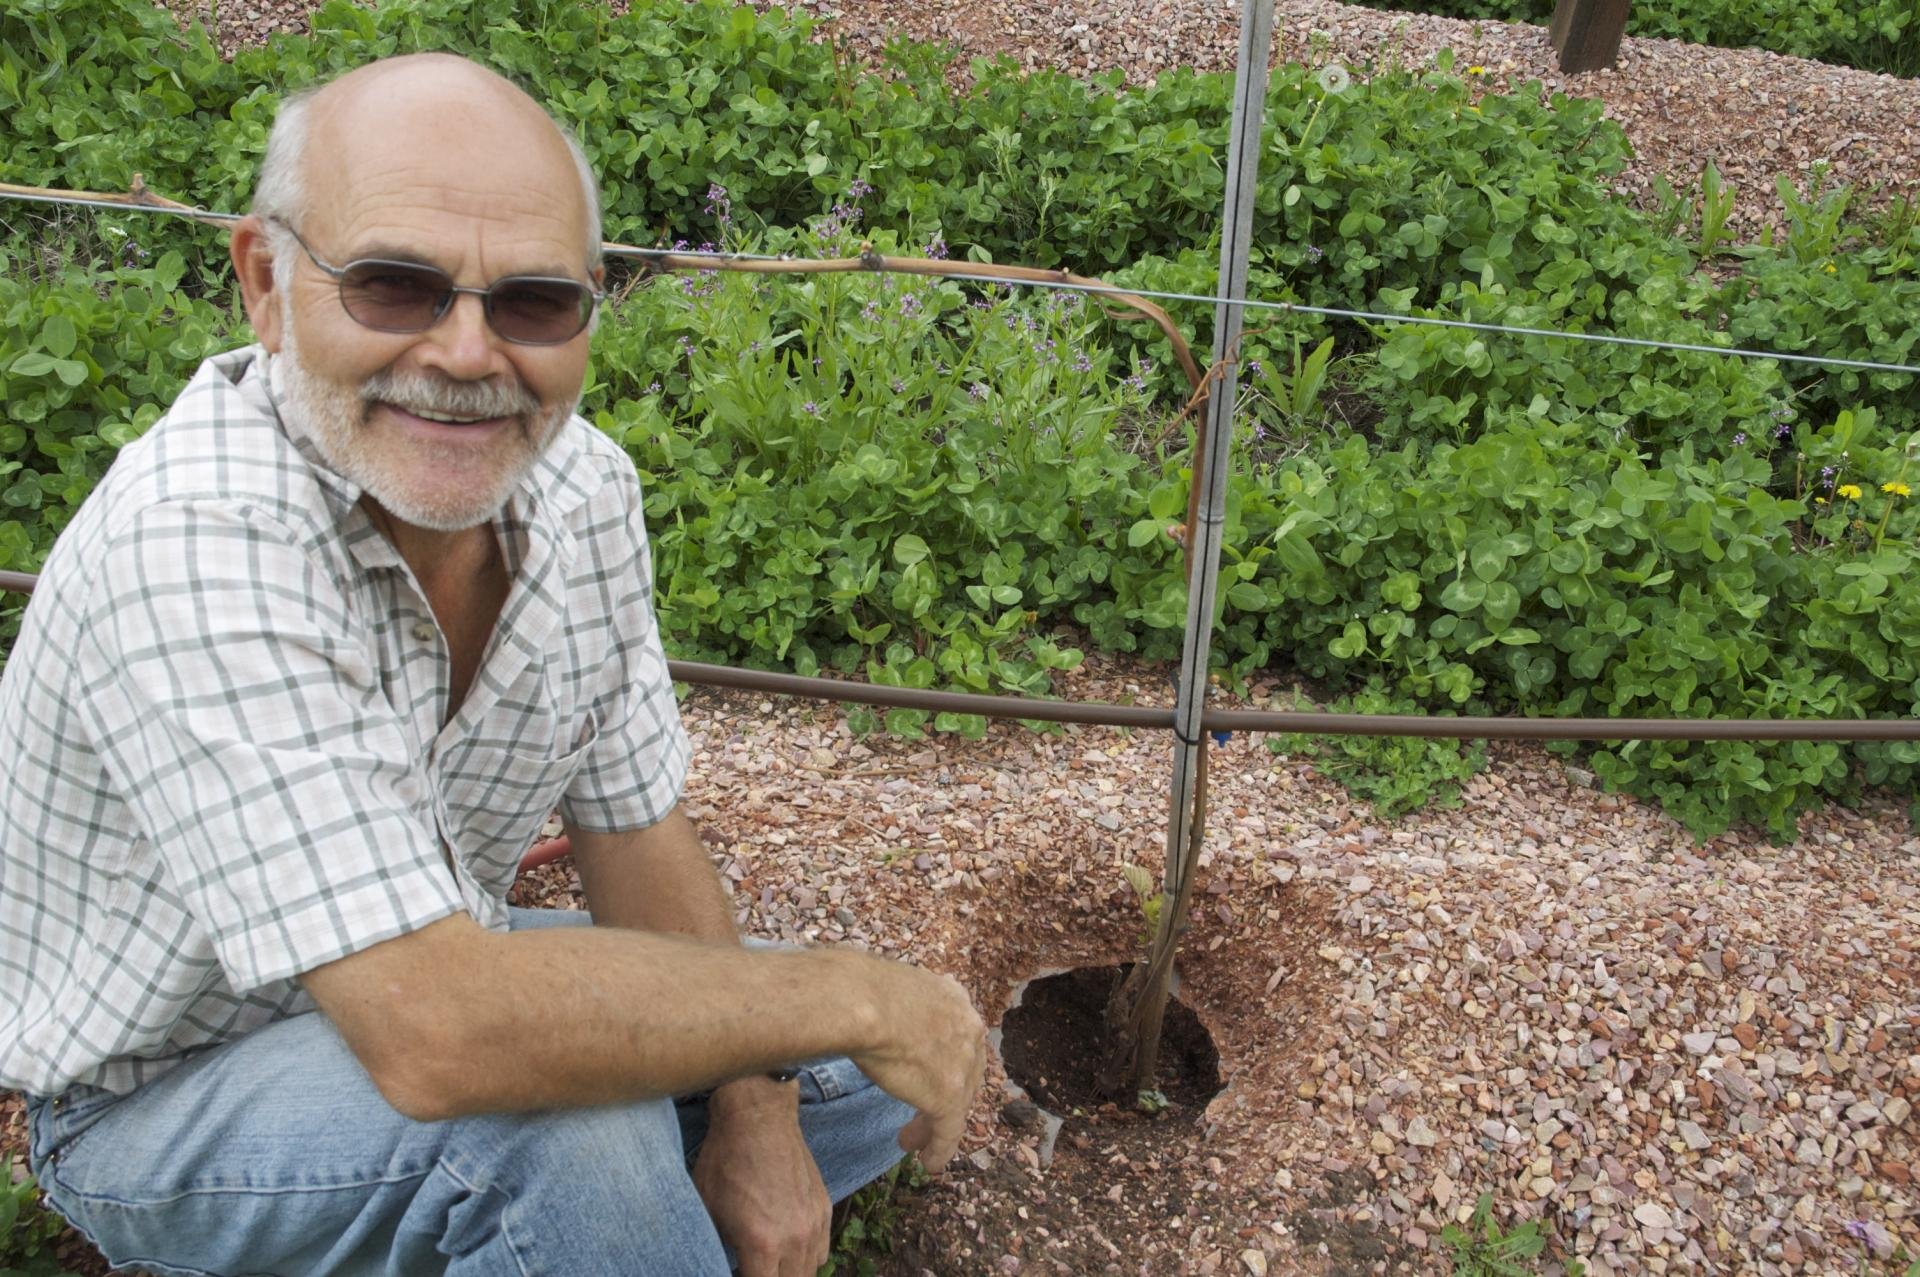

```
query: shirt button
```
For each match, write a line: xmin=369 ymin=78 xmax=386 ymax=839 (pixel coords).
xmin=412 ymin=621 xmax=436 ymax=643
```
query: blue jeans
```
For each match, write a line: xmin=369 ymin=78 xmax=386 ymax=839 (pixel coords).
xmin=23 ymin=908 xmax=912 ymax=1276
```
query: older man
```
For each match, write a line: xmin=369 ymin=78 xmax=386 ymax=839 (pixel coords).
xmin=0 ymin=53 xmax=985 ymax=1277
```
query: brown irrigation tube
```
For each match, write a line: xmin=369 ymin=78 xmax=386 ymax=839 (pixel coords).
xmin=5 ymin=570 xmax=1915 ymax=743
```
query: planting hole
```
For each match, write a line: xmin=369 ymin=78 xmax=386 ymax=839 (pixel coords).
xmin=999 ymin=964 xmax=1222 ymax=1121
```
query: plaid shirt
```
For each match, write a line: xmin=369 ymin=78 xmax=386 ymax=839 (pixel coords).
xmin=0 ymin=345 xmax=690 ymax=1097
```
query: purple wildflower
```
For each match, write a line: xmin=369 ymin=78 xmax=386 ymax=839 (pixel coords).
xmin=645 ymin=381 xmax=662 ymax=395
xmin=848 ymin=177 xmax=874 ymax=199
xmin=1774 ymin=422 xmax=1791 ymax=439
xmin=968 ymin=382 xmax=990 ymax=400
xmin=924 ymin=234 xmax=949 ymax=261
xmin=1733 ymin=431 xmax=1748 ymax=445
xmin=860 ymin=301 xmax=880 ymax=322
xmin=704 ymin=183 xmax=732 ymax=225
xmin=1305 ymin=245 xmax=1325 ymax=263
xmin=1246 ymin=359 xmax=1263 ymax=378
xmin=890 ymin=378 xmax=906 ymax=394
xmin=899 ymin=294 xmax=922 ymax=318
xmin=1073 ymin=352 xmax=1093 ymax=374
xmin=801 ymin=400 xmax=821 ymax=416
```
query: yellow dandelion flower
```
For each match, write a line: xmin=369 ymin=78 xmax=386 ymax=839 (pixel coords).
xmin=1884 ymin=481 xmax=1912 ymax=497
xmin=1824 ymin=263 xmax=1837 ymax=273
xmin=1837 ymin=483 xmax=1863 ymax=499
xmin=1468 ymin=65 xmax=1487 ymax=75
xmin=1814 ymin=496 xmax=1828 ymax=504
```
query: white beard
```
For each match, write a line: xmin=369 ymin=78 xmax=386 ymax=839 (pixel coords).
xmin=272 ymin=306 xmax=575 ymax=533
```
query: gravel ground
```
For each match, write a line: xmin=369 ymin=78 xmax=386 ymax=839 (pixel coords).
xmin=6 ymin=5 xmax=1909 ymax=1275
xmin=551 ymin=657 xmax=1913 ymax=1276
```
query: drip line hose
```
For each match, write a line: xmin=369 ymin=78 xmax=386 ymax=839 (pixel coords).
xmin=6 ymin=569 xmax=1914 ymax=745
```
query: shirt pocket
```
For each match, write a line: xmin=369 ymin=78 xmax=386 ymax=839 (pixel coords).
xmin=439 ymin=719 xmax=600 ymax=893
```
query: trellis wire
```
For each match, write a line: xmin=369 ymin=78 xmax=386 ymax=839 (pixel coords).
xmin=3 ymin=184 xmax=1916 ymax=378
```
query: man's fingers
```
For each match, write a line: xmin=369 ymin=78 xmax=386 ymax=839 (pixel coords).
xmin=899 ymin=1107 xmax=965 ymax=1174
xmin=896 ymin=1109 xmax=934 ymax=1155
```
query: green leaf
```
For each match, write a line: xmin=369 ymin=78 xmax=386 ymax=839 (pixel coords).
xmin=39 ymin=314 xmax=77 ymax=359
xmin=1440 ymin=578 xmax=1487 ymax=612
xmin=892 ymin=534 xmax=930 ymax=566
xmin=7 ymin=352 xmax=58 ymax=378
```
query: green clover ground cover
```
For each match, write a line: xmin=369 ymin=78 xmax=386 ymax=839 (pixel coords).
xmin=2 ymin=0 xmax=1917 ymax=839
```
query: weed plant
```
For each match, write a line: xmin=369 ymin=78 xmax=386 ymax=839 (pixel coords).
xmin=1 ymin=1156 xmax=80 ymax=1277
xmin=1439 ymin=1192 xmax=1575 ymax=1276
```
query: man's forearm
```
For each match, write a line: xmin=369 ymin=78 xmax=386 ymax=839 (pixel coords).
xmin=569 ymin=807 xmax=799 ymax=1114
xmin=306 ymin=914 xmax=887 ymax=1121
xmin=568 ymin=807 xmax=740 ymax=942
xmin=304 ymin=804 xmax=983 ymax=1155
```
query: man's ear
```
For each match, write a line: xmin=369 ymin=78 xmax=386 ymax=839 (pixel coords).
xmin=230 ymin=215 xmax=285 ymax=353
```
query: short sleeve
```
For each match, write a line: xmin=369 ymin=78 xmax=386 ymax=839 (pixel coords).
xmin=558 ymin=478 xmax=691 ymax=833
xmin=74 ymin=500 xmax=464 ymax=992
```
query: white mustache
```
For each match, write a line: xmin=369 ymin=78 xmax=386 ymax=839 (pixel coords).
xmin=361 ymin=371 xmax=540 ymax=420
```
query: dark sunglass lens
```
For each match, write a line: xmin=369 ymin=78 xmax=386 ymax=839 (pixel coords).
xmin=488 ymin=279 xmax=591 ymax=344
xmin=339 ymin=262 xmax=450 ymax=331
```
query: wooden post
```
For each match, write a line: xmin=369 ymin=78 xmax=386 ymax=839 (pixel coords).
xmin=1548 ymin=0 xmax=1630 ymax=72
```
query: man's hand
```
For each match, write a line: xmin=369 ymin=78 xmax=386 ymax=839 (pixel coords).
xmin=847 ymin=964 xmax=987 ymax=1173
xmin=693 ymin=1078 xmax=830 ymax=1277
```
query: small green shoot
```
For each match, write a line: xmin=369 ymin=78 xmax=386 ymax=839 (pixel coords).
xmin=818 ymin=1157 xmax=929 ymax=1277
xmin=1120 ymin=863 xmax=1165 ymax=947
xmin=1440 ymin=1193 xmax=1560 ymax=1277
xmin=2 ymin=1156 xmax=80 ymax=1277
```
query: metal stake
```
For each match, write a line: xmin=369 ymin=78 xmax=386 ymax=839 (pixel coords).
xmin=1115 ymin=0 xmax=1278 ymax=1098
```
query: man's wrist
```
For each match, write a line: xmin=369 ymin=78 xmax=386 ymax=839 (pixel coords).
xmin=708 ymin=1072 xmax=799 ymax=1122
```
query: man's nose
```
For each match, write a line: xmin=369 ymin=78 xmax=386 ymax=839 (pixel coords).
xmin=418 ymin=290 xmax=511 ymax=381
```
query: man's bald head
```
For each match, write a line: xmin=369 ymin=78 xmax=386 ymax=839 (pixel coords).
xmin=252 ymin=53 xmax=602 ymax=280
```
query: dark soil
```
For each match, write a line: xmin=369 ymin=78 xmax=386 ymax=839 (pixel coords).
xmin=878 ymin=965 xmax=1234 ymax=1275
xmin=999 ymin=964 xmax=1222 ymax=1118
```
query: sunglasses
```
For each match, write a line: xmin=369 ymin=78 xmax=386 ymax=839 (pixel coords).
xmin=270 ymin=219 xmax=602 ymax=346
